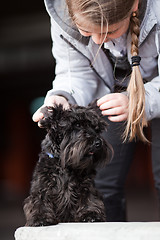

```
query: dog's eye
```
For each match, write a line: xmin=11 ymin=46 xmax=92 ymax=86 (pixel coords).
xmin=57 ymin=134 xmax=63 ymax=144
xmin=74 ymin=122 xmax=81 ymax=128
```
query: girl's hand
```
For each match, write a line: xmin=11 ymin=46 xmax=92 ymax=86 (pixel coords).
xmin=97 ymin=93 xmax=129 ymax=122
xmin=32 ymin=95 xmax=69 ymax=127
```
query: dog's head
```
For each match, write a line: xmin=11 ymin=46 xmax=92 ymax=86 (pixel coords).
xmin=39 ymin=103 xmax=112 ymax=171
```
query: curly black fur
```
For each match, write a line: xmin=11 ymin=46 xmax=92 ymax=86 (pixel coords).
xmin=24 ymin=104 xmax=111 ymax=226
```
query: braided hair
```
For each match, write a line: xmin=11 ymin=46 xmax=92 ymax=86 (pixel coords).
xmin=124 ymin=10 xmax=148 ymax=142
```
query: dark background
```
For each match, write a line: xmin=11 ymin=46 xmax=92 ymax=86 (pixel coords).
xmin=0 ymin=1 xmax=159 ymax=240
xmin=0 ymin=1 xmax=55 ymax=239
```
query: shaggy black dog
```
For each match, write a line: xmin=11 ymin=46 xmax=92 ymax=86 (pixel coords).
xmin=24 ymin=104 xmax=111 ymax=226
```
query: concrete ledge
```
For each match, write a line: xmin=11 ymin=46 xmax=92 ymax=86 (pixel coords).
xmin=15 ymin=222 xmax=160 ymax=240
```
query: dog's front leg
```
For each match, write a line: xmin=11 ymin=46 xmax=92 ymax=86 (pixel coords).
xmin=23 ymin=165 xmax=59 ymax=226
xmin=76 ymin=197 xmax=106 ymax=222
xmin=23 ymin=194 xmax=58 ymax=226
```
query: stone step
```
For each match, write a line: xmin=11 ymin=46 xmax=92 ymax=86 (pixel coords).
xmin=15 ymin=222 xmax=160 ymax=240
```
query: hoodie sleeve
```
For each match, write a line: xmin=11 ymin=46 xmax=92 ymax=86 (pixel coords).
xmin=144 ymin=30 xmax=160 ymax=121
xmin=144 ymin=76 xmax=160 ymax=121
xmin=45 ymin=19 xmax=111 ymax=106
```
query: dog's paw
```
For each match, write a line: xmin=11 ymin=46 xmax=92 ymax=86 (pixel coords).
xmin=81 ymin=213 xmax=105 ymax=222
xmin=26 ymin=219 xmax=58 ymax=227
xmin=82 ymin=218 xmax=95 ymax=223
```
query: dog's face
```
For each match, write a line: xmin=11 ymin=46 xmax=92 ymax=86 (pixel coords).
xmin=39 ymin=104 xmax=111 ymax=170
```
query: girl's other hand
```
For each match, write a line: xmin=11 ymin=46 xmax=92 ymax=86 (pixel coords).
xmin=97 ymin=93 xmax=129 ymax=122
xmin=32 ymin=95 xmax=69 ymax=127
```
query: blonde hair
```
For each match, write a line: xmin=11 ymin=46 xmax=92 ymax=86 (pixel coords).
xmin=66 ymin=0 xmax=148 ymax=142
xmin=66 ymin=0 xmax=135 ymax=25
xmin=124 ymin=10 xmax=148 ymax=142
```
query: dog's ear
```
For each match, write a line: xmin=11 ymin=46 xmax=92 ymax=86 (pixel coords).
xmin=39 ymin=105 xmax=64 ymax=129
xmin=87 ymin=99 xmax=103 ymax=117
xmin=87 ymin=100 xmax=108 ymax=131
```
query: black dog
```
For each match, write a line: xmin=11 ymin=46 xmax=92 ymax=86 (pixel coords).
xmin=24 ymin=104 xmax=111 ymax=226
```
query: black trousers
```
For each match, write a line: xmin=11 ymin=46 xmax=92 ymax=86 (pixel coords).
xmin=95 ymin=118 xmax=160 ymax=221
xmin=151 ymin=118 xmax=160 ymax=217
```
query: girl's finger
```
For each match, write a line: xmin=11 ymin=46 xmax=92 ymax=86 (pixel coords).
xmin=99 ymin=99 xmax=121 ymax=110
xmin=108 ymin=113 xmax=128 ymax=122
xmin=101 ymin=106 xmax=125 ymax=116
xmin=32 ymin=110 xmax=44 ymax=122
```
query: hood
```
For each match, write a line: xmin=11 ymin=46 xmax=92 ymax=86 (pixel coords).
xmin=139 ymin=0 xmax=158 ymax=44
xmin=44 ymin=0 xmax=90 ymax=45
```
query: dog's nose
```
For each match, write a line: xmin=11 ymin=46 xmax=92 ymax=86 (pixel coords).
xmin=94 ymin=138 xmax=102 ymax=149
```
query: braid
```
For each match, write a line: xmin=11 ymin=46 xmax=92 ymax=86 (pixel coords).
xmin=124 ymin=10 xmax=148 ymax=142
xmin=130 ymin=11 xmax=140 ymax=56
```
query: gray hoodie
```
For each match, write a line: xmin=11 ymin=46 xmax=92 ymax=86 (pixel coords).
xmin=44 ymin=0 xmax=160 ymax=121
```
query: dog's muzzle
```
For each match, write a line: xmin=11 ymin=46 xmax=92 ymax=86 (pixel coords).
xmin=94 ymin=138 xmax=102 ymax=149
xmin=87 ymin=138 xmax=103 ymax=156
xmin=87 ymin=138 xmax=102 ymax=154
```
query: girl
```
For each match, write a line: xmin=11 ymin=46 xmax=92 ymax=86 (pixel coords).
xmin=33 ymin=0 xmax=160 ymax=221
